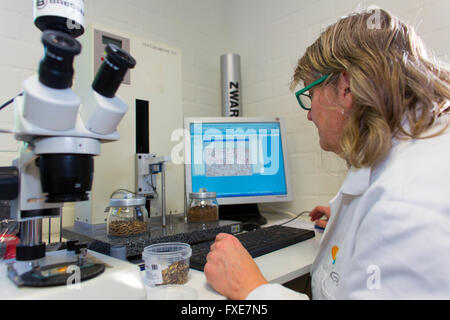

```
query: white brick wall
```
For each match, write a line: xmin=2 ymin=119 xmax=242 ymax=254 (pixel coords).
xmin=1 ymin=1 xmax=449 ymax=233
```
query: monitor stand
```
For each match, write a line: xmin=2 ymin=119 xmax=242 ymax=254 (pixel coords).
xmin=219 ymin=203 xmax=267 ymax=225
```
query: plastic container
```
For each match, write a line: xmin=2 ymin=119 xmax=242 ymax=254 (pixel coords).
xmin=188 ymin=188 xmax=219 ymax=223
xmin=142 ymin=242 xmax=192 ymax=287
xmin=106 ymin=190 xmax=148 ymax=237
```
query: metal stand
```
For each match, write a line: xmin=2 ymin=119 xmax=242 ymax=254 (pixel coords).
xmin=135 ymin=154 xmax=171 ymax=229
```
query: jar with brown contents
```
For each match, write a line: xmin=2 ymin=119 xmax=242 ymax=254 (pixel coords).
xmin=142 ymin=242 xmax=192 ymax=287
xmin=107 ymin=191 xmax=149 ymax=237
xmin=188 ymin=189 xmax=219 ymax=223
xmin=188 ymin=205 xmax=218 ymax=222
xmin=108 ymin=220 xmax=147 ymax=236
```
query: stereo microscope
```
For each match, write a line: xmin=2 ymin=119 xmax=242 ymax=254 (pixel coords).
xmin=0 ymin=1 xmax=146 ymax=299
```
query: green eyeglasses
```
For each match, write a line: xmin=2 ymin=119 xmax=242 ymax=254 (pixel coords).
xmin=295 ymin=74 xmax=329 ymax=111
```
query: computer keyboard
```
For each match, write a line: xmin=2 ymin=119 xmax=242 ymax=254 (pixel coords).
xmin=189 ymin=224 xmax=315 ymax=271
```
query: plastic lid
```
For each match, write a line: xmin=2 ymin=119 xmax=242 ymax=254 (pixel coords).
xmin=142 ymin=242 xmax=192 ymax=260
xmin=189 ymin=188 xmax=216 ymax=199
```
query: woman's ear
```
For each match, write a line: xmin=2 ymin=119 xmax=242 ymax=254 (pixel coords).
xmin=337 ymin=72 xmax=353 ymax=111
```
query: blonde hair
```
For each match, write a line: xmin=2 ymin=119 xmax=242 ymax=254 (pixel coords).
xmin=291 ymin=8 xmax=450 ymax=168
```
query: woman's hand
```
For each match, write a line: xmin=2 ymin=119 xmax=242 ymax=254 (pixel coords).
xmin=309 ymin=205 xmax=331 ymax=229
xmin=204 ymin=233 xmax=268 ymax=300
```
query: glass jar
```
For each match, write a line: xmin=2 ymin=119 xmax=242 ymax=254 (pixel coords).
xmin=187 ymin=188 xmax=219 ymax=223
xmin=107 ymin=190 xmax=149 ymax=237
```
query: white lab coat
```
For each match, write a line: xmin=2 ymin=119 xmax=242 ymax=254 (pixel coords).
xmin=247 ymin=116 xmax=450 ymax=300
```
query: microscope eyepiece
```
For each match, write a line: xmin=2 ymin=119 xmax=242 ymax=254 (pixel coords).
xmin=38 ymin=30 xmax=82 ymax=89
xmin=105 ymin=44 xmax=136 ymax=69
xmin=91 ymin=44 xmax=136 ymax=98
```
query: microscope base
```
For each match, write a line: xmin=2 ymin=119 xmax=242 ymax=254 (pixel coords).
xmin=0 ymin=249 xmax=147 ymax=299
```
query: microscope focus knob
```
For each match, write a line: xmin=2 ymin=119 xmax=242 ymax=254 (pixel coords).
xmin=74 ymin=242 xmax=88 ymax=254
xmin=66 ymin=240 xmax=79 ymax=251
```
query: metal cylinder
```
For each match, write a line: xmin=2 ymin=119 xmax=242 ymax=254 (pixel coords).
xmin=16 ymin=219 xmax=46 ymax=261
xmin=19 ymin=219 xmax=43 ymax=247
xmin=221 ymin=53 xmax=241 ymax=117
xmin=161 ymin=164 xmax=166 ymax=228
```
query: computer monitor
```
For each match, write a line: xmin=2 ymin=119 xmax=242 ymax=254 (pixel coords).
xmin=184 ymin=117 xmax=292 ymax=224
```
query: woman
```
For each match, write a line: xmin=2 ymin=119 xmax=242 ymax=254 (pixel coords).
xmin=204 ymin=8 xmax=450 ymax=299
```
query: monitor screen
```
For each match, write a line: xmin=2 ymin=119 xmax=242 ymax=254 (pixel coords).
xmin=184 ymin=117 xmax=292 ymax=205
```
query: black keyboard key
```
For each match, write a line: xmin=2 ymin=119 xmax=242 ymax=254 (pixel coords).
xmin=189 ymin=224 xmax=315 ymax=271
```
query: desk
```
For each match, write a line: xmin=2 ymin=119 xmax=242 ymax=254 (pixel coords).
xmin=0 ymin=212 xmax=321 ymax=300
xmin=149 ymin=212 xmax=322 ymax=300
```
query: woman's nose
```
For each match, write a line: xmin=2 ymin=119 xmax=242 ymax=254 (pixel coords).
xmin=307 ymin=110 xmax=312 ymax=121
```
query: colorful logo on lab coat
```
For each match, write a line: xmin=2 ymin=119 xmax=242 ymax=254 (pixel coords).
xmin=331 ymin=246 xmax=339 ymax=265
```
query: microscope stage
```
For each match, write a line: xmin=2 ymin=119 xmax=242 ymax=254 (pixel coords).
xmin=0 ymin=249 xmax=147 ymax=300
